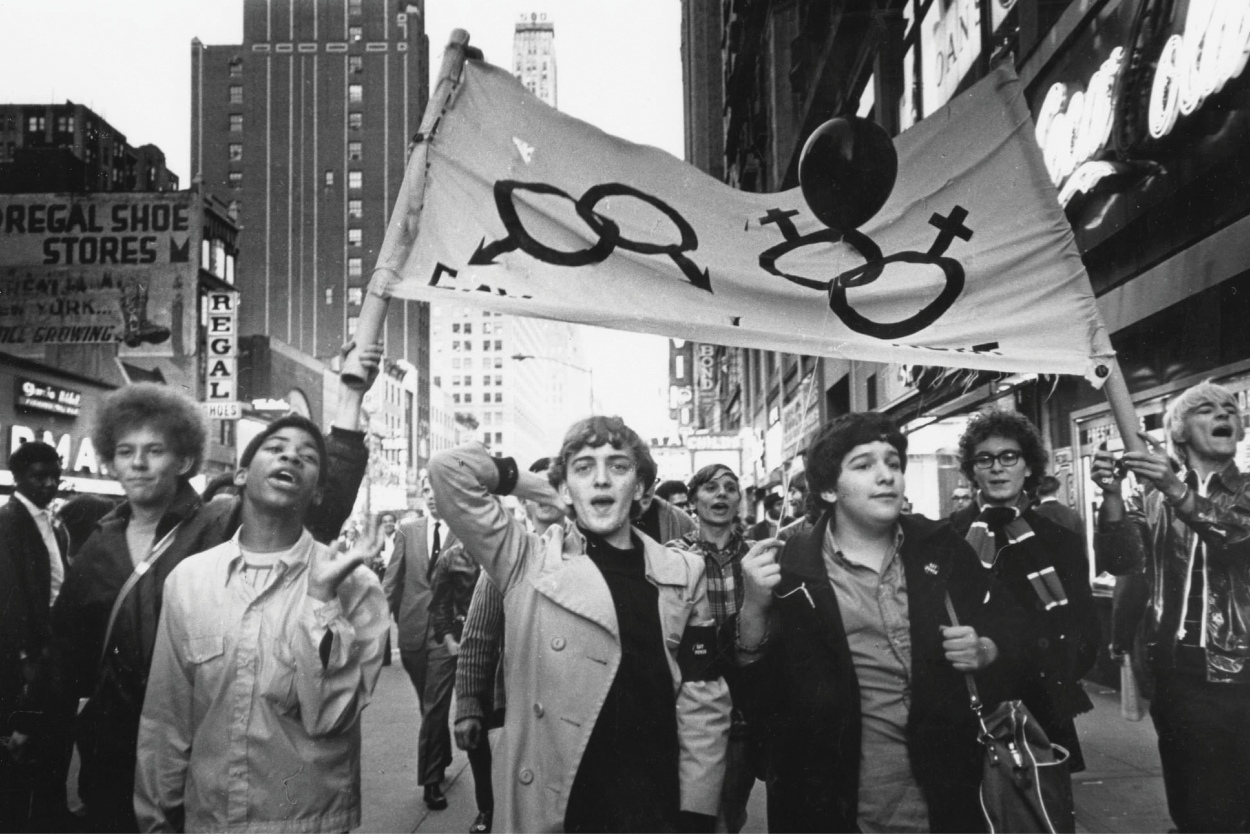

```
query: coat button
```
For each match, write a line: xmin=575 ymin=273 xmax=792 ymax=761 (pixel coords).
xmin=533 ymin=703 xmax=545 ymax=718
xmin=518 ymin=768 xmax=534 ymax=784
xmin=551 ymin=637 xmax=566 ymax=651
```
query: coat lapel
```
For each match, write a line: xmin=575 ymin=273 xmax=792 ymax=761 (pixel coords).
xmin=778 ymin=514 xmax=847 ymax=655
xmin=531 ymin=554 xmax=619 ymax=638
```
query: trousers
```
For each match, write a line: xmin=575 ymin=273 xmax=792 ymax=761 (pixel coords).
xmin=1152 ymin=670 xmax=1250 ymax=832
xmin=418 ymin=648 xmax=457 ymax=786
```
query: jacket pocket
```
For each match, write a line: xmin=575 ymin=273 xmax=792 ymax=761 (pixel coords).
xmin=187 ymin=634 xmax=225 ymax=665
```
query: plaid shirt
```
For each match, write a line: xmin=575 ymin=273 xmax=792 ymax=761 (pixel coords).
xmin=667 ymin=530 xmax=751 ymax=628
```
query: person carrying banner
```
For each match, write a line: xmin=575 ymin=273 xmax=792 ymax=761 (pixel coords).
xmin=736 ymin=412 xmax=1021 ymax=832
xmin=134 ymin=416 xmax=388 ymax=832
xmin=429 ymin=417 xmax=730 ymax=833
xmin=21 ymin=344 xmax=379 ymax=833
xmin=951 ymin=410 xmax=1099 ymax=773
xmin=1092 ymin=381 xmax=1250 ymax=832
xmin=667 ymin=463 xmax=769 ymax=833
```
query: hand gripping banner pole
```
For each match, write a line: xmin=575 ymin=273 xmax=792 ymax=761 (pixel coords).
xmin=341 ymin=29 xmax=475 ymax=388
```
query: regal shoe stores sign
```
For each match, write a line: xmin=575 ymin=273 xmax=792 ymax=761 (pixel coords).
xmin=0 ymin=194 xmax=197 ymax=356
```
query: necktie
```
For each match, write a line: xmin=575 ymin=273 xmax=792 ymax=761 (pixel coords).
xmin=427 ymin=522 xmax=442 ymax=580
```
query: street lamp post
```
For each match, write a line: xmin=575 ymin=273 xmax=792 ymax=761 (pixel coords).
xmin=511 ymin=353 xmax=595 ymax=414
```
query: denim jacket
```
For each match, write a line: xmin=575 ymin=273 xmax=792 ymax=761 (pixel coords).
xmin=1096 ymin=462 xmax=1250 ymax=682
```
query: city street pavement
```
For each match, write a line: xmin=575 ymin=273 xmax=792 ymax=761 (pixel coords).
xmin=359 ymin=661 xmax=1169 ymax=833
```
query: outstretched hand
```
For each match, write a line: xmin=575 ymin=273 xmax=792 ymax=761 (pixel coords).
xmin=310 ymin=515 xmax=381 ymax=602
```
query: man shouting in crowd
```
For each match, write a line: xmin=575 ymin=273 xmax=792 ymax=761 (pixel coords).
xmin=135 ymin=416 xmax=388 ymax=832
xmin=428 ymin=416 xmax=730 ymax=832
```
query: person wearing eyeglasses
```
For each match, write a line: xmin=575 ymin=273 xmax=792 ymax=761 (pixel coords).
xmin=428 ymin=416 xmax=730 ymax=833
xmin=951 ymin=409 xmax=1100 ymax=775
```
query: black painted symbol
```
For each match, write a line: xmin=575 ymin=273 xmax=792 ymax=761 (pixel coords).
xmin=757 ymin=201 xmax=973 ymax=339
xmin=429 ymin=262 xmax=459 ymax=286
xmin=470 ymin=180 xmax=711 ymax=293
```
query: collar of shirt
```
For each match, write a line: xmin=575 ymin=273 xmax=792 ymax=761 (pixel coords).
xmin=1182 ymin=460 xmax=1243 ymax=496
xmin=679 ymin=530 xmax=747 ymax=565
xmin=224 ymin=527 xmax=313 ymax=586
xmin=14 ymin=490 xmax=49 ymax=520
xmin=823 ymin=523 xmax=905 ymax=573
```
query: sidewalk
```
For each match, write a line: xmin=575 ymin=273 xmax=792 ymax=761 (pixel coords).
xmin=359 ymin=666 xmax=1171 ymax=833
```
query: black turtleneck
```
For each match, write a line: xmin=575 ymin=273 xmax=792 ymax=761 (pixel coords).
xmin=564 ymin=528 xmax=680 ymax=833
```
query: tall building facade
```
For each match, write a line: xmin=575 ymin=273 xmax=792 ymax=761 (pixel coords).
xmin=430 ymin=14 xmax=592 ymax=465
xmin=513 ymin=13 xmax=557 ymax=107
xmin=0 ymin=102 xmax=179 ymax=194
xmin=190 ymin=0 xmax=431 ymax=456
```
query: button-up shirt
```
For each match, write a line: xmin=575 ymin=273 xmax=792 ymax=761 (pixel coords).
xmin=668 ymin=529 xmax=750 ymax=628
xmin=15 ymin=491 xmax=63 ymax=605
xmin=135 ymin=529 xmax=388 ymax=833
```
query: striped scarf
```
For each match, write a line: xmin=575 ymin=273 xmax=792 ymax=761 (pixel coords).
xmin=966 ymin=504 xmax=1069 ymax=610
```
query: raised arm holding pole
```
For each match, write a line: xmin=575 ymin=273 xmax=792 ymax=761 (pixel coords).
xmin=341 ymin=29 xmax=478 ymax=387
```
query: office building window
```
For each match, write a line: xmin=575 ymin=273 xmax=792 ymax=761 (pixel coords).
xmin=495 ymin=375 xmax=503 ymax=386
xmin=228 ymin=143 xmax=243 ymax=161
xmin=464 ymin=393 xmax=472 ymax=403
xmin=229 ymin=85 xmax=243 ymax=104
xmin=482 ymin=340 xmax=491 ymax=351
xmin=228 ymin=171 xmax=243 ymax=188
xmin=349 ymin=26 xmax=363 ymax=41
xmin=324 ymin=170 xmax=334 ymax=187
xmin=452 ymin=376 xmax=460 ymax=386
xmin=348 ymin=141 xmax=362 ymax=160
xmin=229 ymin=114 xmax=243 ymax=132
xmin=349 ymin=55 xmax=363 ymax=74
xmin=348 ymin=170 xmax=362 ymax=189
xmin=348 ymin=287 xmax=363 ymax=306
xmin=483 ymin=376 xmax=492 ymax=386
xmin=494 ymin=432 xmax=503 ymax=444
xmin=325 ymin=287 xmax=333 ymax=305
xmin=348 ymin=257 xmax=362 ymax=277
xmin=347 ymin=315 xmax=359 ymax=336
xmin=483 ymin=432 xmax=491 ymax=445
xmin=463 ymin=324 xmax=472 ymax=334
xmin=348 ymin=228 xmax=362 ymax=246
xmin=453 ymin=394 xmax=460 ymax=403
xmin=229 ymin=58 xmax=243 ymax=77
xmin=452 ymin=340 xmax=460 ymax=350
xmin=493 ymin=357 xmax=502 ymax=368
xmin=348 ymin=199 xmax=363 ymax=219
xmin=55 ymin=115 xmax=74 ymax=133
xmin=494 ymin=340 xmax=502 ymax=350
xmin=434 ymin=376 xmax=441 ymax=387
xmin=348 ymin=112 xmax=363 ymax=131
xmin=348 ymin=84 xmax=363 ymax=104
xmin=494 ymin=392 xmax=503 ymax=403
xmin=27 ymin=116 xmax=45 ymax=132
xmin=452 ymin=323 xmax=461 ymax=333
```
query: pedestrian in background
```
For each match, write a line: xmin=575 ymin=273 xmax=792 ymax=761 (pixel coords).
xmin=1034 ymin=474 xmax=1085 ymax=535
xmin=135 ymin=416 xmax=388 ymax=831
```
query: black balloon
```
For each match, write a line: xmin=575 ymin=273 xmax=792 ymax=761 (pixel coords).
xmin=798 ymin=116 xmax=898 ymax=230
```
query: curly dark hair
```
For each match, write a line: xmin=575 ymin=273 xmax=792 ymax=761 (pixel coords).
xmin=957 ymin=409 xmax=1048 ymax=495
xmin=806 ymin=413 xmax=908 ymax=513
xmin=92 ymin=382 xmax=207 ymax=477
xmin=548 ymin=415 xmax=655 ymax=498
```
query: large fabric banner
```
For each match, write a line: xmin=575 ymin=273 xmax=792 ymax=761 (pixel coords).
xmin=379 ymin=59 xmax=1114 ymax=383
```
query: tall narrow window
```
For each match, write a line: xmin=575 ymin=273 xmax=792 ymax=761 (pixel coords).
xmin=228 ymin=171 xmax=243 ymax=188
xmin=324 ymin=170 xmax=335 ymax=187
xmin=347 ymin=228 xmax=362 ymax=246
xmin=348 ymin=199 xmax=363 ymax=219
xmin=349 ymin=55 xmax=364 ymax=74
xmin=229 ymin=58 xmax=243 ymax=77
xmin=229 ymin=114 xmax=243 ymax=132
xmin=348 ymin=84 xmax=363 ymax=104
xmin=348 ymin=170 xmax=362 ymax=189
xmin=228 ymin=143 xmax=243 ymax=161
xmin=348 ymin=112 xmax=363 ymax=131
xmin=229 ymin=85 xmax=243 ymax=104
xmin=348 ymin=257 xmax=363 ymax=277
xmin=348 ymin=141 xmax=362 ymax=160
xmin=349 ymin=26 xmax=363 ymax=42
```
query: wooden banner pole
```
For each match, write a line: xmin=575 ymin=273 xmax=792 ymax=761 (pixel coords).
xmin=1100 ymin=355 xmax=1148 ymax=455
xmin=341 ymin=29 xmax=474 ymax=388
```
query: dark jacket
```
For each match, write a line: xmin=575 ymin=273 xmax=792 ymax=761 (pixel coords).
xmin=428 ymin=542 xmax=480 ymax=643
xmin=1095 ymin=462 xmax=1250 ymax=681
xmin=739 ymin=512 xmax=1022 ymax=833
xmin=41 ymin=427 xmax=366 ymax=807
xmin=950 ymin=504 xmax=1100 ymax=771
xmin=0 ymin=495 xmax=68 ymax=730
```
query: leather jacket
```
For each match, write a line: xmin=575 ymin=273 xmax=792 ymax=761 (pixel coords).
xmin=1096 ymin=462 xmax=1250 ymax=682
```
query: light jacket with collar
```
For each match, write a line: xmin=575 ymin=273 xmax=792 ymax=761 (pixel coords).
xmin=429 ymin=442 xmax=731 ymax=833
xmin=1096 ymin=460 xmax=1250 ymax=681
xmin=134 ymin=529 xmax=388 ymax=833
xmin=382 ymin=515 xmax=459 ymax=653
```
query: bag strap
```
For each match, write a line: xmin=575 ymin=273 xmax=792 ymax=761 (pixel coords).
xmin=98 ymin=521 xmax=184 ymax=666
xmin=944 ymin=591 xmax=984 ymax=716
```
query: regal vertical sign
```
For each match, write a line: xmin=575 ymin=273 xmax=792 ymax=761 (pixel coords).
xmin=204 ymin=291 xmax=240 ymax=419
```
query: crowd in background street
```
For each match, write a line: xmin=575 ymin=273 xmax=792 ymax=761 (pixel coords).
xmin=3 ymin=369 xmax=1249 ymax=833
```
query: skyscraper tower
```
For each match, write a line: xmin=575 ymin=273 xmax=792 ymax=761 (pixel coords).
xmin=513 ymin=12 xmax=556 ymax=107
xmin=190 ymin=0 xmax=430 ymax=383
xmin=429 ymin=13 xmax=592 ymax=465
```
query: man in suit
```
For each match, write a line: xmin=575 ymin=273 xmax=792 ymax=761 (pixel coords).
xmin=383 ymin=475 xmax=459 ymax=810
xmin=0 ymin=441 xmax=69 ymax=832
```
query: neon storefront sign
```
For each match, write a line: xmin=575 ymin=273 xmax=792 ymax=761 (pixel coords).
xmin=1035 ymin=2 xmax=1250 ymax=194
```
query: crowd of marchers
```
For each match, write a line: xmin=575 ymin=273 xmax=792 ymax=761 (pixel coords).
xmin=1 ymin=371 xmax=1246 ymax=834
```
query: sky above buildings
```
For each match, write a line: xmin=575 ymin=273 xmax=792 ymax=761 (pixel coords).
xmin=0 ymin=0 xmax=684 ymax=440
